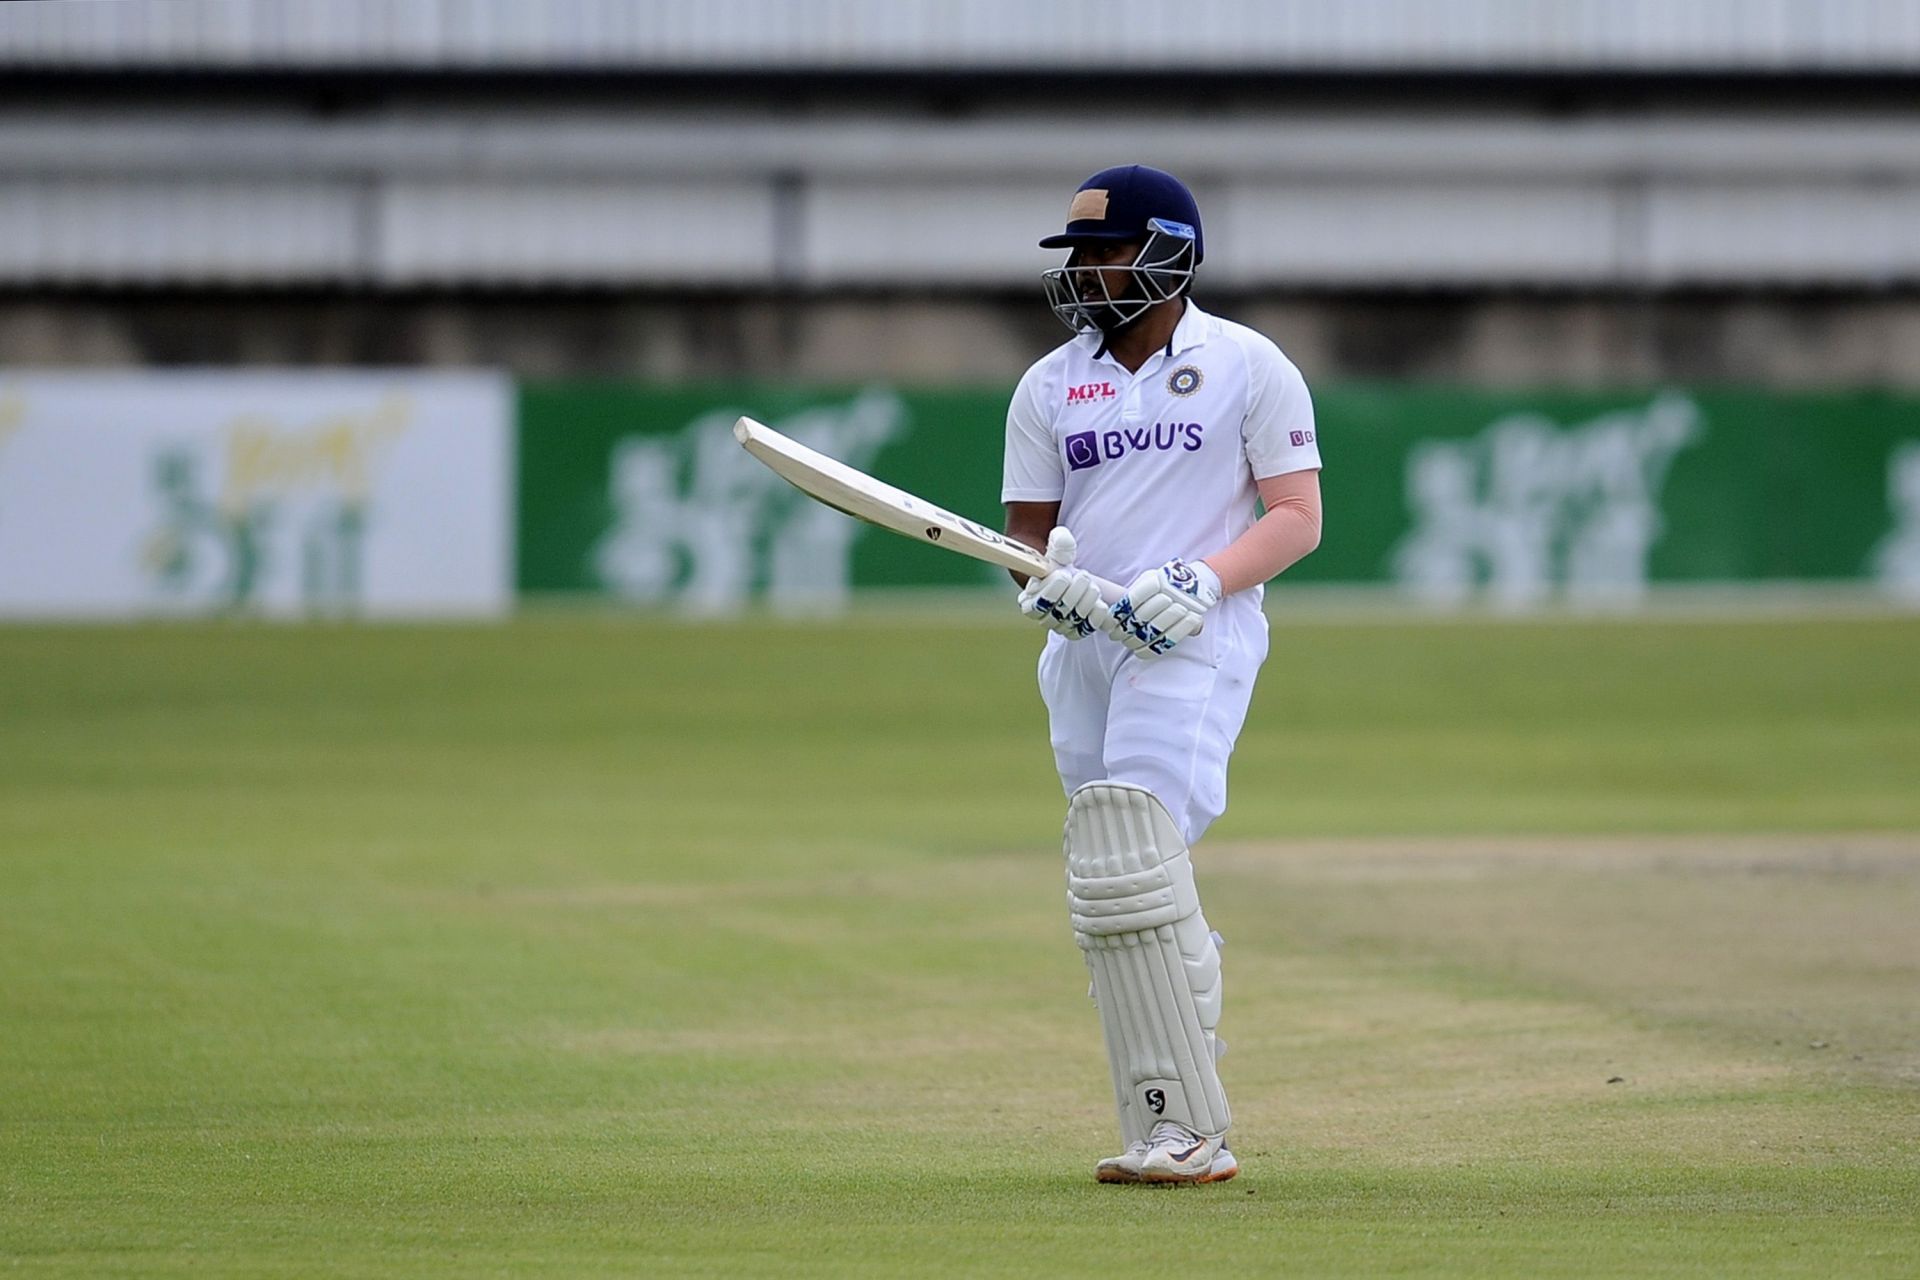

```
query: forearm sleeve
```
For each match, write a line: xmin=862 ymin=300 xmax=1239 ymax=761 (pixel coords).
xmin=1202 ymin=472 xmax=1323 ymax=596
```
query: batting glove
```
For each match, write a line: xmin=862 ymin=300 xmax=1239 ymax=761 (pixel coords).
xmin=1101 ymin=558 xmax=1221 ymax=657
xmin=1017 ymin=527 xmax=1109 ymax=640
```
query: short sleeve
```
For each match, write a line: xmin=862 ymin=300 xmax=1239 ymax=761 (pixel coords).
xmin=1000 ymin=362 xmax=1063 ymax=503
xmin=1240 ymin=338 xmax=1321 ymax=479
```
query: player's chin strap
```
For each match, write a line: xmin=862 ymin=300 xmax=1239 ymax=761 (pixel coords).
xmin=1065 ymin=780 xmax=1229 ymax=1145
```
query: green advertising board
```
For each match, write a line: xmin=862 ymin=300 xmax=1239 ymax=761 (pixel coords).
xmin=518 ymin=381 xmax=1920 ymax=606
xmin=517 ymin=384 xmax=1015 ymax=604
xmin=1308 ymin=386 xmax=1919 ymax=602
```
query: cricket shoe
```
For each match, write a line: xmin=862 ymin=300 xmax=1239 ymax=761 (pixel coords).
xmin=1137 ymin=1120 xmax=1237 ymax=1184
xmin=1093 ymin=1139 xmax=1151 ymax=1184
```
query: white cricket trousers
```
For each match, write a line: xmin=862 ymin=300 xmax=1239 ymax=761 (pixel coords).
xmin=1037 ymin=597 xmax=1270 ymax=846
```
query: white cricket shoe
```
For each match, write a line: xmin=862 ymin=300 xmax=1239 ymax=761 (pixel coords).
xmin=1137 ymin=1120 xmax=1238 ymax=1184
xmin=1093 ymin=1139 xmax=1151 ymax=1184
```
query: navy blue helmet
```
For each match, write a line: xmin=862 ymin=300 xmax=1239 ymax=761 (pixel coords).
xmin=1039 ymin=165 xmax=1202 ymax=335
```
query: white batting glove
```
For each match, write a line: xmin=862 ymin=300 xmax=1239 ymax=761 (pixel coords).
xmin=1101 ymin=559 xmax=1222 ymax=657
xmin=1016 ymin=527 xmax=1109 ymax=640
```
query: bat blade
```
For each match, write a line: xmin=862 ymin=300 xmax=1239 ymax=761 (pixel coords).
xmin=734 ymin=415 xmax=1056 ymax=580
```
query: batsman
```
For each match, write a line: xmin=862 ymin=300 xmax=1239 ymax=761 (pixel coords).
xmin=1004 ymin=165 xmax=1323 ymax=1184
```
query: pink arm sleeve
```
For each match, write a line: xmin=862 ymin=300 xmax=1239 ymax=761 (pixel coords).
xmin=1201 ymin=469 xmax=1323 ymax=596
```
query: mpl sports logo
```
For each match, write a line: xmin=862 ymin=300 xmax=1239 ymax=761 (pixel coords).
xmin=1065 ymin=381 xmax=1117 ymax=406
xmin=1065 ymin=422 xmax=1204 ymax=472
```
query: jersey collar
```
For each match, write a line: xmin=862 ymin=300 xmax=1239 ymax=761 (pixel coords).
xmin=1164 ymin=300 xmax=1210 ymax=357
xmin=1078 ymin=299 xmax=1212 ymax=364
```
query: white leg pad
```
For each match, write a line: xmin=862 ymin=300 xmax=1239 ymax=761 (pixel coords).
xmin=1065 ymin=780 xmax=1229 ymax=1144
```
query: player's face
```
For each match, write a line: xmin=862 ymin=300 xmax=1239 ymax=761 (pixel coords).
xmin=1070 ymin=240 xmax=1147 ymax=302
xmin=1042 ymin=230 xmax=1192 ymax=335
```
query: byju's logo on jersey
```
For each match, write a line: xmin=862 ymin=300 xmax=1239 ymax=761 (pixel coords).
xmin=1065 ymin=381 xmax=1117 ymax=406
xmin=1064 ymin=423 xmax=1204 ymax=471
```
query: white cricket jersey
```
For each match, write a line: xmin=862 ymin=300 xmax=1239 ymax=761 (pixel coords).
xmin=1001 ymin=302 xmax=1320 ymax=594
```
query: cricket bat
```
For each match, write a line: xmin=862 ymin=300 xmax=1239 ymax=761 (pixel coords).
xmin=733 ymin=416 xmax=1124 ymax=600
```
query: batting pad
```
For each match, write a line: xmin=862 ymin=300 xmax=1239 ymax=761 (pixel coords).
xmin=1065 ymin=780 xmax=1228 ymax=1144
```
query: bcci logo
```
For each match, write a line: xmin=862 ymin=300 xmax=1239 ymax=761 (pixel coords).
xmin=1144 ymin=1088 xmax=1167 ymax=1115
xmin=1166 ymin=365 xmax=1203 ymax=397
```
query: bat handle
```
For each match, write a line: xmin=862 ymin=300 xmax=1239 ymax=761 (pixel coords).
xmin=1021 ymin=561 xmax=1124 ymax=605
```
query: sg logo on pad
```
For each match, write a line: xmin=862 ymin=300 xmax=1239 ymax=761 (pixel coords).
xmin=1144 ymin=1088 xmax=1167 ymax=1115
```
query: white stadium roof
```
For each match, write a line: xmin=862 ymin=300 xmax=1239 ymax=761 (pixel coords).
xmin=3 ymin=0 xmax=1920 ymax=71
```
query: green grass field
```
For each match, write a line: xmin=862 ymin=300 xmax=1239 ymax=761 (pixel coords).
xmin=3 ymin=613 xmax=1918 ymax=1277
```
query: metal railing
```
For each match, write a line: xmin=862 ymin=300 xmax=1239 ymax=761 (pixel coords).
xmin=3 ymin=111 xmax=1916 ymax=287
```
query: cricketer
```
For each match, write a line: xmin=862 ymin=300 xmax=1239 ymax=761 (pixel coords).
xmin=1003 ymin=165 xmax=1324 ymax=1184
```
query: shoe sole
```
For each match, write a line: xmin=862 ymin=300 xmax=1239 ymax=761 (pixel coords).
xmin=1117 ymin=1151 xmax=1238 ymax=1186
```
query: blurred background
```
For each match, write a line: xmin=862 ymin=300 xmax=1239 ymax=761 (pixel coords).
xmin=2 ymin=0 xmax=1918 ymax=618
